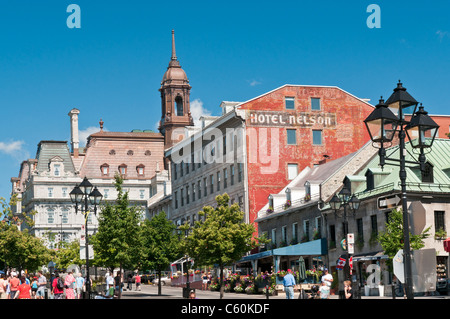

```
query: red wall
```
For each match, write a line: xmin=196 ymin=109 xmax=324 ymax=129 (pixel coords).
xmin=238 ymin=85 xmax=374 ymax=233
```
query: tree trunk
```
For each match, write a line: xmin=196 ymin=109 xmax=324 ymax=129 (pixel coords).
xmin=118 ymin=264 xmax=123 ymax=299
xmin=158 ymin=269 xmax=162 ymax=296
xmin=219 ymin=264 xmax=224 ymax=299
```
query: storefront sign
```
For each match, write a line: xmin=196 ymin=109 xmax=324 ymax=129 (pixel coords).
xmin=248 ymin=110 xmax=337 ymax=127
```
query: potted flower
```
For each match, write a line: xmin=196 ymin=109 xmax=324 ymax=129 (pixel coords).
xmin=245 ymin=284 xmax=256 ymax=294
xmin=266 ymin=206 xmax=274 ymax=213
xmin=234 ymin=283 xmax=244 ymax=293
xmin=283 ymin=200 xmax=292 ymax=210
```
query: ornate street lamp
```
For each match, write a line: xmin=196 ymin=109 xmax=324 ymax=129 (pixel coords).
xmin=328 ymin=185 xmax=360 ymax=298
xmin=364 ymin=81 xmax=439 ymax=300
xmin=70 ymin=177 xmax=102 ymax=299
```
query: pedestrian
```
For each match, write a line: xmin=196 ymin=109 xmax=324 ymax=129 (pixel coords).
xmin=114 ymin=271 xmax=122 ymax=296
xmin=36 ymin=270 xmax=47 ymax=299
xmin=202 ymin=272 xmax=208 ymax=291
xmin=9 ymin=272 xmax=20 ymax=299
xmin=76 ymin=273 xmax=85 ymax=299
xmin=344 ymin=280 xmax=353 ymax=299
xmin=321 ymin=268 xmax=333 ymax=288
xmin=0 ymin=273 xmax=7 ymax=299
xmin=105 ymin=272 xmax=114 ymax=296
xmin=189 ymin=290 xmax=197 ymax=299
xmin=127 ymin=274 xmax=132 ymax=291
xmin=31 ymin=276 xmax=38 ymax=299
xmin=15 ymin=276 xmax=31 ymax=299
xmin=319 ymin=281 xmax=330 ymax=299
xmin=282 ymin=269 xmax=296 ymax=299
xmin=64 ymin=271 xmax=76 ymax=299
xmin=52 ymin=273 xmax=64 ymax=299
xmin=135 ymin=273 xmax=141 ymax=291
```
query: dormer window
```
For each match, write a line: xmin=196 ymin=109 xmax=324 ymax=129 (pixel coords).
xmin=421 ymin=162 xmax=434 ymax=183
xmin=54 ymin=164 xmax=61 ymax=176
xmin=100 ymin=163 xmax=109 ymax=176
xmin=304 ymin=181 xmax=311 ymax=201
xmin=366 ymin=170 xmax=374 ymax=190
xmin=119 ymin=164 xmax=127 ymax=176
xmin=137 ymin=164 xmax=145 ymax=176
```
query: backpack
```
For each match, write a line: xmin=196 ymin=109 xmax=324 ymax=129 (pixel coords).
xmin=57 ymin=277 xmax=64 ymax=290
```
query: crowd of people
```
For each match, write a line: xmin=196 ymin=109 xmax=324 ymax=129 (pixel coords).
xmin=0 ymin=270 xmax=144 ymax=299
xmin=0 ymin=270 xmax=88 ymax=299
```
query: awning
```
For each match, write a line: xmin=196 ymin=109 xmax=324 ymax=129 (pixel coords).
xmin=352 ymin=251 xmax=388 ymax=262
xmin=238 ymin=238 xmax=327 ymax=263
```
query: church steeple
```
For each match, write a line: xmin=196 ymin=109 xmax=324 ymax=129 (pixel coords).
xmin=159 ymin=30 xmax=193 ymax=150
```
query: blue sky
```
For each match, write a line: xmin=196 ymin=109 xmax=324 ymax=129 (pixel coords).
xmin=0 ymin=0 xmax=449 ymax=200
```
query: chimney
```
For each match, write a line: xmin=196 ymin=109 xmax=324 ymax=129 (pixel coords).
xmin=68 ymin=108 xmax=80 ymax=157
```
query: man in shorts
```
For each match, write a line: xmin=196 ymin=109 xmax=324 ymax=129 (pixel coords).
xmin=36 ymin=271 xmax=47 ymax=299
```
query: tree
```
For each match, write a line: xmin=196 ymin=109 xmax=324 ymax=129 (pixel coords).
xmin=55 ymin=240 xmax=84 ymax=271
xmin=91 ymin=174 xmax=144 ymax=298
xmin=0 ymin=196 xmax=52 ymax=273
xmin=184 ymin=193 xmax=264 ymax=299
xmin=141 ymin=211 xmax=181 ymax=296
xmin=378 ymin=208 xmax=431 ymax=270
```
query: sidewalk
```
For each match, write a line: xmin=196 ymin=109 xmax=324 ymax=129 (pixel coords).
xmin=121 ymin=284 xmax=446 ymax=299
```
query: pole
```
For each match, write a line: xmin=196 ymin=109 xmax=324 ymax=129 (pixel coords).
xmin=399 ymin=106 xmax=414 ymax=300
xmin=85 ymin=195 xmax=90 ymax=299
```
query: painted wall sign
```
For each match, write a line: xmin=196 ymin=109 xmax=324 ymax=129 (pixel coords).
xmin=248 ymin=110 xmax=337 ymax=127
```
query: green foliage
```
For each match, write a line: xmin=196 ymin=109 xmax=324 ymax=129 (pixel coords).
xmin=183 ymin=193 xmax=264 ymax=298
xmin=0 ymin=196 xmax=52 ymax=272
xmin=91 ymin=174 xmax=144 ymax=273
xmin=378 ymin=208 xmax=431 ymax=270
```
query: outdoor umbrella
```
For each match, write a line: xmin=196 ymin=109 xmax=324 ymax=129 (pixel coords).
xmin=298 ymin=257 xmax=307 ymax=299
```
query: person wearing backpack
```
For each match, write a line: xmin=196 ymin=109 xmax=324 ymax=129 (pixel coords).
xmin=52 ymin=273 xmax=64 ymax=299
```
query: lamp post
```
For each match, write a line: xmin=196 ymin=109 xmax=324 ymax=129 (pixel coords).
xmin=177 ymin=224 xmax=191 ymax=298
xmin=329 ymin=186 xmax=360 ymax=286
xmin=70 ymin=177 xmax=103 ymax=299
xmin=364 ymin=81 xmax=439 ymax=299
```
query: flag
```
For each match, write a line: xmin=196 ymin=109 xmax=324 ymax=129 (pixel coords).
xmin=336 ymin=257 xmax=346 ymax=269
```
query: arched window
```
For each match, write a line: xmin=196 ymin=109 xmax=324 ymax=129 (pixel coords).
xmin=175 ymin=96 xmax=183 ymax=116
xmin=100 ymin=163 xmax=109 ymax=176
xmin=118 ymin=164 xmax=127 ymax=176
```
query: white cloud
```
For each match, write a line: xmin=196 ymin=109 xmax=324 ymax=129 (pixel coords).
xmin=436 ymin=30 xmax=450 ymax=41
xmin=190 ymin=98 xmax=212 ymax=126
xmin=248 ymin=79 xmax=262 ymax=87
xmin=0 ymin=140 xmax=30 ymax=161
xmin=79 ymin=126 xmax=103 ymax=147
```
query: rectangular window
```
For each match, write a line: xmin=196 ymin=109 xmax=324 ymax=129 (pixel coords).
xmin=192 ymin=183 xmax=196 ymax=202
xmin=210 ymin=175 xmax=214 ymax=193
xmin=238 ymin=196 xmax=244 ymax=210
xmin=230 ymin=164 xmax=235 ymax=186
xmin=311 ymin=97 xmax=321 ymax=110
xmin=238 ymin=163 xmax=243 ymax=182
xmin=303 ymin=220 xmax=310 ymax=241
xmin=62 ymin=209 xmax=69 ymax=224
xmin=312 ymin=130 xmax=322 ymax=145
xmin=292 ymin=223 xmax=298 ymax=244
xmin=287 ymin=164 xmax=298 ymax=180
xmin=174 ymin=191 xmax=178 ymax=209
xmin=357 ymin=218 xmax=364 ymax=243
xmin=371 ymin=215 xmax=378 ymax=236
xmin=329 ymin=225 xmax=336 ymax=247
xmin=435 ymin=211 xmax=446 ymax=232
xmin=271 ymin=229 xmax=277 ymax=246
xmin=223 ymin=168 xmax=228 ymax=189
xmin=54 ymin=164 xmax=60 ymax=176
xmin=287 ymin=129 xmax=297 ymax=145
xmin=282 ymin=226 xmax=287 ymax=245
xmin=48 ymin=209 xmax=54 ymax=224
xmin=48 ymin=188 xmax=53 ymax=198
xmin=173 ymin=163 xmax=178 ymax=180
xmin=217 ymin=172 xmax=221 ymax=191
xmin=186 ymin=186 xmax=190 ymax=204
xmin=140 ymin=189 xmax=145 ymax=199
xmin=204 ymin=177 xmax=208 ymax=197
xmin=285 ymin=97 xmax=295 ymax=110
xmin=62 ymin=188 xmax=67 ymax=197
xmin=197 ymin=180 xmax=202 ymax=199
xmin=181 ymin=188 xmax=184 ymax=206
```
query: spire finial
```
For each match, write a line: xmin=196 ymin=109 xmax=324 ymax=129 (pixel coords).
xmin=99 ymin=118 xmax=104 ymax=132
xmin=171 ymin=29 xmax=177 ymax=60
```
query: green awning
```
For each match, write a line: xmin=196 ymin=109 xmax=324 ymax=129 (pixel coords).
xmin=238 ymin=238 xmax=327 ymax=263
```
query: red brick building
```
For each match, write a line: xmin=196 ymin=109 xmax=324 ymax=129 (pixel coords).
xmin=235 ymin=85 xmax=375 ymax=232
